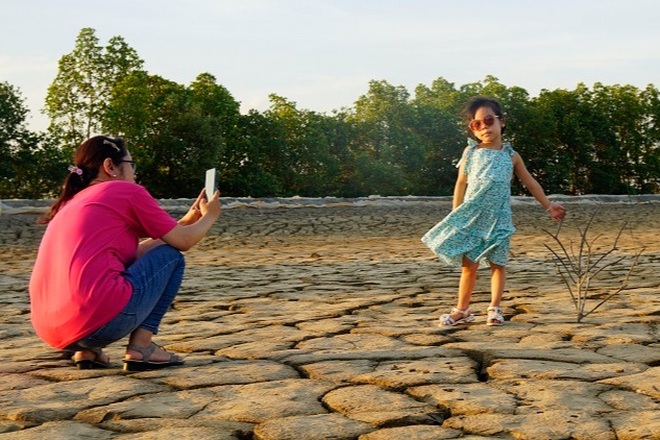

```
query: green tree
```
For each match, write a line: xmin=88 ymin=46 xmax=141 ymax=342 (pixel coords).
xmin=221 ymin=109 xmax=284 ymax=197
xmin=0 ymin=82 xmax=66 ymax=198
xmin=471 ymin=77 xmax=562 ymax=196
xmin=263 ymin=95 xmax=346 ymax=196
xmin=262 ymin=94 xmax=308 ymax=195
xmin=45 ymin=27 xmax=143 ymax=148
xmin=313 ymin=110 xmax=357 ymax=196
xmin=0 ymin=81 xmax=27 ymax=186
xmin=106 ymin=72 xmax=223 ymax=198
xmin=507 ymin=99 xmax=563 ymax=194
xmin=412 ymin=77 xmax=465 ymax=195
xmin=292 ymin=110 xmax=344 ymax=196
xmin=0 ymin=81 xmax=31 ymax=197
xmin=189 ymin=72 xmax=240 ymax=149
xmin=10 ymin=132 xmax=68 ymax=199
xmin=591 ymin=83 xmax=655 ymax=193
xmin=533 ymin=85 xmax=595 ymax=194
xmin=641 ymin=84 xmax=660 ymax=193
xmin=349 ymin=80 xmax=423 ymax=195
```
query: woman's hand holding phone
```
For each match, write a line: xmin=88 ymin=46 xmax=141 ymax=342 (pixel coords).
xmin=200 ymin=189 xmax=221 ymax=220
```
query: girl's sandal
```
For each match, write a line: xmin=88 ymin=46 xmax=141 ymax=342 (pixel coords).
xmin=439 ymin=307 xmax=475 ymax=327
xmin=487 ymin=306 xmax=504 ymax=326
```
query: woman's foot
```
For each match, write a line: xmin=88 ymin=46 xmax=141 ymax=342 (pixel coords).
xmin=72 ymin=348 xmax=111 ymax=369
xmin=123 ymin=342 xmax=185 ymax=371
xmin=439 ymin=307 xmax=475 ymax=326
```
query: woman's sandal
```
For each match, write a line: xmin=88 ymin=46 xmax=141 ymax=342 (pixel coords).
xmin=487 ymin=306 xmax=505 ymax=326
xmin=123 ymin=342 xmax=185 ymax=372
xmin=439 ymin=307 xmax=475 ymax=327
xmin=72 ymin=347 xmax=111 ymax=370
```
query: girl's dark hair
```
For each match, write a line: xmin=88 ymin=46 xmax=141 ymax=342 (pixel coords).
xmin=463 ymin=96 xmax=506 ymax=136
xmin=40 ymin=136 xmax=127 ymax=223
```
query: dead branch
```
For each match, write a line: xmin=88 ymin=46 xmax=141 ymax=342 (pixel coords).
xmin=543 ymin=209 xmax=643 ymax=323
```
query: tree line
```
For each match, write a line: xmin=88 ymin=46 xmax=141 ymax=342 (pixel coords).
xmin=1 ymin=28 xmax=658 ymax=200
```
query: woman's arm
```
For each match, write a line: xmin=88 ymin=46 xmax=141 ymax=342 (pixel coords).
xmin=160 ymin=190 xmax=221 ymax=251
xmin=513 ymin=153 xmax=566 ymax=222
xmin=136 ymin=189 xmax=211 ymax=258
xmin=177 ymin=188 xmax=205 ymax=226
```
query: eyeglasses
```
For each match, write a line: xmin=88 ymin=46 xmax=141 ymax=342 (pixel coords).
xmin=469 ymin=114 xmax=500 ymax=131
xmin=120 ymin=160 xmax=137 ymax=172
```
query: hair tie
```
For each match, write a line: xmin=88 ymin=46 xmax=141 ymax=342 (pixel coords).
xmin=103 ymin=139 xmax=120 ymax=152
xmin=67 ymin=165 xmax=83 ymax=176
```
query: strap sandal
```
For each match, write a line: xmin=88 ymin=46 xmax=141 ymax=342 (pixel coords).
xmin=487 ymin=306 xmax=505 ymax=326
xmin=439 ymin=307 xmax=475 ymax=327
xmin=123 ymin=342 xmax=185 ymax=372
xmin=72 ymin=347 xmax=111 ymax=370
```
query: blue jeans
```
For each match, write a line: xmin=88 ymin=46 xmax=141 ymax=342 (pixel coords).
xmin=70 ymin=244 xmax=185 ymax=350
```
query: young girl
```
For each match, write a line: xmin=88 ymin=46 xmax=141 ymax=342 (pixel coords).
xmin=422 ymin=97 xmax=565 ymax=326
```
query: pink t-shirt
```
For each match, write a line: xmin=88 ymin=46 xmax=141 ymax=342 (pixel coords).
xmin=29 ymin=181 xmax=178 ymax=349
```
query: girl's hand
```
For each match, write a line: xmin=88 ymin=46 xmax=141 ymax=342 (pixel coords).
xmin=178 ymin=189 xmax=206 ymax=225
xmin=546 ymin=202 xmax=566 ymax=222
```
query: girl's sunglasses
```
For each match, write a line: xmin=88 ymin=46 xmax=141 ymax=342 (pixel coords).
xmin=469 ymin=114 xmax=500 ymax=131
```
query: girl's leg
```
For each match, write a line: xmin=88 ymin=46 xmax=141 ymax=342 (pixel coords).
xmin=449 ymin=256 xmax=479 ymax=320
xmin=489 ymin=262 xmax=506 ymax=307
xmin=488 ymin=262 xmax=506 ymax=325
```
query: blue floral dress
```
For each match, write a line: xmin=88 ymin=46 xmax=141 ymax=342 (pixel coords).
xmin=422 ymin=140 xmax=516 ymax=267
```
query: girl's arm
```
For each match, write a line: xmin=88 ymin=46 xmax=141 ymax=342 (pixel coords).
xmin=512 ymin=153 xmax=566 ymax=222
xmin=452 ymin=152 xmax=469 ymax=210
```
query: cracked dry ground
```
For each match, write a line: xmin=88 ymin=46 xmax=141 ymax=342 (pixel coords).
xmin=1 ymin=202 xmax=659 ymax=439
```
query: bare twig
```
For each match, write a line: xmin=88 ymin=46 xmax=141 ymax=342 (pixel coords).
xmin=582 ymin=248 xmax=644 ymax=319
xmin=543 ymin=208 xmax=643 ymax=322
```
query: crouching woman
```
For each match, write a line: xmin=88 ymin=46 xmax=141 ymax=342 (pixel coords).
xmin=29 ymin=135 xmax=220 ymax=371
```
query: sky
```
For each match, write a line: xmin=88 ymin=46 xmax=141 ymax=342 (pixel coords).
xmin=2 ymin=0 xmax=659 ymax=132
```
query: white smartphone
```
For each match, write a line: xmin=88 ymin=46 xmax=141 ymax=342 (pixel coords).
xmin=205 ymin=168 xmax=217 ymax=200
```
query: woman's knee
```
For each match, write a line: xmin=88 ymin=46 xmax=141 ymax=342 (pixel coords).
xmin=148 ymin=244 xmax=185 ymax=268
xmin=166 ymin=245 xmax=185 ymax=268
xmin=155 ymin=243 xmax=183 ymax=258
